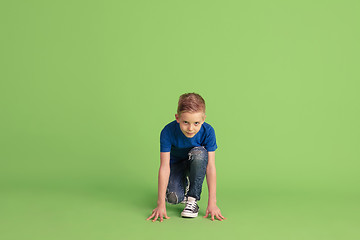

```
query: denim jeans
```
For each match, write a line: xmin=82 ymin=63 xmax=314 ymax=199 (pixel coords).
xmin=166 ymin=146 xmax=208 ymax=204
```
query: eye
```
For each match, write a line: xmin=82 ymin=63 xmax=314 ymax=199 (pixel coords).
xmin=195 ymin=122 xmax=199 ymax=125
xmin=184 ymin=121 xmax=188 ymax=124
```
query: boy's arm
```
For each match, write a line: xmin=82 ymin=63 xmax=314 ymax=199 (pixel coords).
xmin=157 ymin=152 xmax=171 ymax=206
xmin=206 ymin=151 xmax=217 ymax=205
xmin=147 ymin=152 xmax=171 ymax=222
xmin=205 ymin=151 xmax=226 ymax=221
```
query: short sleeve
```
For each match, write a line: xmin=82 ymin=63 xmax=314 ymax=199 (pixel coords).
xmin=160 ymin=126 xmax=172 ymax=152
xmin=204 ymin=126 xmax=217 ymax=152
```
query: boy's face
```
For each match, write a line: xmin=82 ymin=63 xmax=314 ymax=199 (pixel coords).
xmin=175 ymin=111 xmax=206 ymax=138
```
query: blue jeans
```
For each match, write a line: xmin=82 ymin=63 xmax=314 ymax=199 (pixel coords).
xmin=166 ymin=146 xmax=208 ymax=204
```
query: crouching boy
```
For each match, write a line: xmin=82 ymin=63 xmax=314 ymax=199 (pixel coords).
xmin=147 ymin=93 xmax=226 ymax=222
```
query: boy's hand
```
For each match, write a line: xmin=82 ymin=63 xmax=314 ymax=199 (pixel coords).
xmin=146 ymin=204 xmax=170 ymax=222
xmin=204 ymin=204 xmax=226 ymax=221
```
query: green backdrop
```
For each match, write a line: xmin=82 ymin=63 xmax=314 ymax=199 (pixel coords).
xmin=1 ymin=1 xmax=359 ymax=239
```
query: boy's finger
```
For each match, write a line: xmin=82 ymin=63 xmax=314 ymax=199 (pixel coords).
xmin=146 ymin=212 xmax=155 ymax=220
xmin=211 ymin=214 xmax=215 ymax=221
xmin=165 ymin=214 xmax=170 ymax=219
xmin=216 ymin=214 xmax=223 ymax=221
xmin=152 ymin=214 xmax=159 ymax=222
xmin=160 ymin=216 xmax=163 ymax=222
xmin=219 ymin=213 xmax=226 ymax=220
xmin=203 ymin=213 xmax=209 ymax=218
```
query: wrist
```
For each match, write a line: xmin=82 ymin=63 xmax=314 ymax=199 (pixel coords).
xmin=208 ymin=199 xmax=217 ymax=206
xmin=157 ymin=200 xmax=166 ymax=207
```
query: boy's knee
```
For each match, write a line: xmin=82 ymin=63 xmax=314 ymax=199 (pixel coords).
xmin=188 ymin=146 xmax=208 ymax=161
xmin=166 ymin=192 xmax=184 ymax=204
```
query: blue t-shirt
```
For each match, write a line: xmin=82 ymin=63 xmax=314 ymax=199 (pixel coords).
xmin=160 ymin=120 xmax=217 ymax=162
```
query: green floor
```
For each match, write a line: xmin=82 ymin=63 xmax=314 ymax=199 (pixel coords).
xmin=1 ymin=177 xmax=359 ymax=240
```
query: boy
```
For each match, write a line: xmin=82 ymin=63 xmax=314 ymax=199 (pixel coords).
xmin=147 ymin=93 xmax=226 ymax=222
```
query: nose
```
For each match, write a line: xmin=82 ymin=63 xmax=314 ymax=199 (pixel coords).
xmin=188 ymin=125 xmax=194 ymax=131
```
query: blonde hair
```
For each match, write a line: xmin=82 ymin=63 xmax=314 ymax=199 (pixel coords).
xmin=177 ymin=93 xmax=206 ymax=115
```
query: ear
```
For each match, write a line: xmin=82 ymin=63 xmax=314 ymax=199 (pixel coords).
xmin=175 ymin=114 xmax=180 ymax=123
xmin=203 ymin=114 xmax=207 ymax=122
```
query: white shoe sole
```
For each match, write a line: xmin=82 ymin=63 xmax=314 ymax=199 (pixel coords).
xmin=181 ymin=211 xmax=198 ymax=218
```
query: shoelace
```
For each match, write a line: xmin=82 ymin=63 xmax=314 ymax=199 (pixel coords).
xmin=184 ymin=201 xmax=197 ymax=211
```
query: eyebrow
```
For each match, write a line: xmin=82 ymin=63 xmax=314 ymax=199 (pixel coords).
xmin=183 ymin=120 xmax=202 ymax=123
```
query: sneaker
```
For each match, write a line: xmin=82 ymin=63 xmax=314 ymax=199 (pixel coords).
xmin=181 ymin=197 xmax=199 ymax=218
xmin=180 ymin=196 xmax=188 ymax=204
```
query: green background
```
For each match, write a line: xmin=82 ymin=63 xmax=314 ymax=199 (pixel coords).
xmin=1 ymin=0 xmax=359 ymax=239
